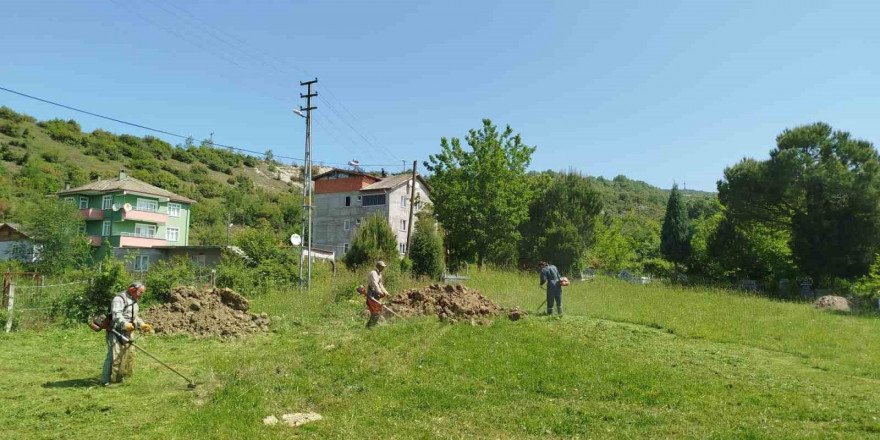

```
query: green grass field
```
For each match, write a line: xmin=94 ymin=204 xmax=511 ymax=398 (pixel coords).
xmin=3 ymin=271 xmax=880 ymax=439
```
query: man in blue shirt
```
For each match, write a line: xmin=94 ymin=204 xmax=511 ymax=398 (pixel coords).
xmin=539 ymin=261 xmax=563 ymax=315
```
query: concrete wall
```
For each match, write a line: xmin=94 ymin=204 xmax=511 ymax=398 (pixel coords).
xmin=385 ymin=180 xmax=431 ymax=255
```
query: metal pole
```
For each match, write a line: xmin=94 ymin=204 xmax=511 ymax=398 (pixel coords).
xmin=5 ymin=282 xmax=14 ymax=333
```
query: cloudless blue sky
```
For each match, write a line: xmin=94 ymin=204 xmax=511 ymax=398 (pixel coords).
xmin=3 ymin=0 xmax=879 ymax=191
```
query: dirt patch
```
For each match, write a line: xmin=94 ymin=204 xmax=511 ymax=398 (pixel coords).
xmin=387 ymin=284 xmax=526 ymax=325
xmin=143 ymin=287 xmax=270 ymax=338
xmin=814 ymin=295 xmax=851 ymax=313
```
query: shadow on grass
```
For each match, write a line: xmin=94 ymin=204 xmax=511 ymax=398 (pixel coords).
xmin=42 ymin=378 xmax=102 ymax=389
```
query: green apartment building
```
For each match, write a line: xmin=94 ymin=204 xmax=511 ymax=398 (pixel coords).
xmin=56 ymin=170 xmax=196 ymax=270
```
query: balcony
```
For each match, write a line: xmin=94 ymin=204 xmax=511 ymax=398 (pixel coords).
xmin=122 ymin=209 xmax=168 ymax=224
xmin=119 ymin=232 xmax=167 ymax=248
xmin=79 ymin=208 xmax=104 ymax=220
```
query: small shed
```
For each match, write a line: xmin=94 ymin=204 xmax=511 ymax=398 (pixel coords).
xmin=0 ymin=223 xmax=38 ymax=262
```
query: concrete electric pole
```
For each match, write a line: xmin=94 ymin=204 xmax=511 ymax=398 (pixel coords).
xmin=405 ymin=160 xmax=417 ymax=257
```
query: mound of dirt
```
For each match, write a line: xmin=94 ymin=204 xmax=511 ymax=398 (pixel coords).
xmin=387 ymin=284 xmax=526 ymax=325
xmin=814 ymin=295 xmax=851 ymax=313
xmin=143 ymin=286 xmax=270 ymax=337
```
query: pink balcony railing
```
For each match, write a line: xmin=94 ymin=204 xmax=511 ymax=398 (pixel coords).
xmin=79 ymin=209 xmax=104 ymax=220
xmin=118 ymin=235 xmax=168 ymax=248
xmin=122 ymin=209 xmax=168 ymax=224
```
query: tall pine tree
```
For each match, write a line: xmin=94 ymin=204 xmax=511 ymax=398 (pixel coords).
xmin=660 ymin=183 xmax=691 ymax=268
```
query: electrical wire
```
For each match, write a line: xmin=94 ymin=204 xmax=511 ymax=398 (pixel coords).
xmin=0 ymin=85 xmax=398 ymax=168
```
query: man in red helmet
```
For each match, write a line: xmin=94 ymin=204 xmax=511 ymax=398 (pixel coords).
xmin=365 ymin=260 xmax=389 ymax=328
xmin=101 ymin=282 xmax=153 ymax=386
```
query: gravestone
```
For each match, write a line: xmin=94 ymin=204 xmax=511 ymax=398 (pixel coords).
xmin=618 ymin=270 xmax=633 ymax=281
xmin=638 ymin=277 xmax=651 ymax=285
xmin=799 ymin=280 xmax=812 ymax=299
xmin=778 ymin=278 xmax=790 ymax=294
xmin=742 ymin=279 xmax=758 ymax=292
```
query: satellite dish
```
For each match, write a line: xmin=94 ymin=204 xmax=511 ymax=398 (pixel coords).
xmin=111 ymin=203 xmax=120 ymax=212
xmin=123 ymin=203 xmax=132 ymax=212
xmin=290 ymin=234 xmax=302 ymax=246
xmin=348 ymin=160 xmax=360 ymax=166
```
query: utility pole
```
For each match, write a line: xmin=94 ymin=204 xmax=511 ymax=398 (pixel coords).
xmin=405 ymin=160 xmax=418 ymax=257
xmin=402 ymin=160 xmax=406 ymax=173
xmin=298 ymin=78 xmax=317 ymax=288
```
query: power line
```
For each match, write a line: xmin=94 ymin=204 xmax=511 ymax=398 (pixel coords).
xmin=139 ymin=0 xmax=402 ymax=163
xmin=0 ymin=85 xmax=397 ymax=168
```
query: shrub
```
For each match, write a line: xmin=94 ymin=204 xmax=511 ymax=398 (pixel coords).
xmin=66 ymin=255 xmax=127 ymax=322
xmin=343 ymin=214 xmax=399 ymax=270
xmin=144 ymin=257 xmax=197 ymax=304
xmin=409 ymin=212 xmax=444 ymax=280
xmin=0 ymin=122 xmax=22 ymax=137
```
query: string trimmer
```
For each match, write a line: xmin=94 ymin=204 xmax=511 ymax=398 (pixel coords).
xmin=111 ymin=329 xmax=196 ymax=388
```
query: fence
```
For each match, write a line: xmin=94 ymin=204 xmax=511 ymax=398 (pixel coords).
xmin=4 ymin=274 xmax=90 ymax=332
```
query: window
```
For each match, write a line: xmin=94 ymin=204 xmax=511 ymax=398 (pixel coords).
xmin=102 ymin=221 xmax=111 ymax=236
xmin=343 ymin=219 xmax=350 ymax=231
xmin=399 ymin=243 xmax=406 ymax=254
xmin=79 ymin=197 xmax=89 ymax=210
xmin=345 ymin=196 xmax=351 ymax=207
xmin=168 ymin=203 xmax=181 ymax=217
xmin=343 ymin=243 xmax=350 ymax=253
xmin=135 ymin=223 xmax=157 ymax=238
xmin=400 ymin=196 xmax=407 ymax=208
xmin=167 ymin=227 xmax=180 ymax=242
xmin=133 ymin=255 xmax=150 ymax=271
xmin=64 ymin=197 xmax=75 ymax=205
xmin=102 ymin=195 xmax=113 ymax=210
xmin=400 ymin=219 xmax=407 ymax=231
xmin=136 ymin=198 xmax=158 ymax=213
xmin=191 ymin=255 xmax=206 ymax=266
xmin=362 ymin=194 xmax=386 ymax=206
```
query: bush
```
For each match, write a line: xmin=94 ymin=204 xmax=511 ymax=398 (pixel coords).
xmin=343 ymin=214 xmax=399 ymax=270
xmin=66 ymin=255 xmax=127 ymax=322
xmin=144 ymin=257 xmax=197 ymax=304
xmin=409 ymin=212 xmax=444 ymax=280
xmin=0 ymin=122 xmax=22 ymax=138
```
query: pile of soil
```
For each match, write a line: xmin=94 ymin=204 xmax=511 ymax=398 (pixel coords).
xmin=814 ymin=295 xmax=851 ymax=313
xmin=143 ymin=287 xmax=270 ymax=337
xmin=387 ymin=284 xmax=526 ymax=325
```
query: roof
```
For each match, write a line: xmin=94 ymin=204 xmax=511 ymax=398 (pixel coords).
xmin=312 ymin=168 xmax=380 ymax=181
xmin=57 ymin=177 xmax=196 ymax=204
xmin=0 ymin=223 xmax=28 ymax=237
xmin=360 ymin=173 xmax=432 ymax=193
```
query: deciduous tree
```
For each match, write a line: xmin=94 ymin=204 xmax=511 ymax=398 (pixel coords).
xmin=425 ymin=119 xmax=535 ymax=268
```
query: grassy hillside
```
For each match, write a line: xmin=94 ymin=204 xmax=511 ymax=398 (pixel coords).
xmin=3 ymin=272 xmax=880 ymax=439
xmin=0 ymin=105 xmax=322 ymax=244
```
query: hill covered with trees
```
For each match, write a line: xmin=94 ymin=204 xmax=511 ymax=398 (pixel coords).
xmin=0 ymin=105 xmax=311 ymax=245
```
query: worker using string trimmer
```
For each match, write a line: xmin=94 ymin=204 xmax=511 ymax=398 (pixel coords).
xmin=539 ymin=261 xmax=568 ymax=316
xmin=100 ymin=282 xmax=153 ymax=386
xmin=364 ymin=260 xmax=390 ymax=329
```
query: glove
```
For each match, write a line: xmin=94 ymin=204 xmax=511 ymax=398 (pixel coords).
xmin=123 ymin=323 xmax=135 ymax=332
xmin=140 ymin=323 xmax=153 ymax=332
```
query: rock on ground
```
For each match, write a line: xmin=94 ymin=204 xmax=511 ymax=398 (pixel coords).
xmin=143 ymin=286 xmax=270 ymax=338
xmin=814 ymin=295 xmax=851 ymax=313
xmin=387 ymin=284 xmax=526 ymax=325
xmin=281 ymin=412 xmax=323 ymax=427
xmin=263 ymin=415 xmax=278 ymax=426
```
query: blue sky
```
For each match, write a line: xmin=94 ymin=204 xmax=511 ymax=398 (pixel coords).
xmin=2 ymin=0 xmax=879 ymax=191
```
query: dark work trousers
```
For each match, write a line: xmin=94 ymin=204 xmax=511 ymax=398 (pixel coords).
xmin=547 ymin=281 xmax=563 ymax=315
xmin=366 ymin=293 xmax=383 ymax=328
